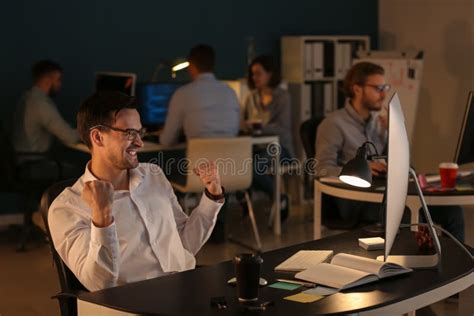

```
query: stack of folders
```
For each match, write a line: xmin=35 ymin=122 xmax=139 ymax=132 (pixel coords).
xmin=358 ymin=237 xmax=385 ymax=250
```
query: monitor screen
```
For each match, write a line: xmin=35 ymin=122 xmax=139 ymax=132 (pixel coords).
xmin=385 ymin=92 xmax=410 ymax=260
xmin=95 ymin=72 xmax=137 ymax=96
xmin=454 ymin=91 xmax=474 ymax=165
xmin=137 ymin=83 xmax=183 ymax=130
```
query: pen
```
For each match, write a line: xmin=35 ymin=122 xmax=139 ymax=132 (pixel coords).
xmin=276 ymin=278 xmax=316 ymax=288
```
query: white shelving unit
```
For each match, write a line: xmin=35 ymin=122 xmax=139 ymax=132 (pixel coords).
xmin=281 ymin=35 xmax=370 ymax=160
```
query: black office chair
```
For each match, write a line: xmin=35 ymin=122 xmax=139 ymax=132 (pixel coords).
xmin=40 ymin=179 xmax=88 ymax=316
xmin=0 ymin=122 xmax=62 ymax=251
xmin=299 ymin=117 xmax=324 ymax=199
xmin=300 ymin=117 xmax=354 ymax=229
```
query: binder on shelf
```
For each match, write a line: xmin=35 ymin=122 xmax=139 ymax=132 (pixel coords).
xmin=323 ymin=41 xmax=335 ymax=77
xmin=311 ymin=42 xmax=324 ymax=79
xmin=323 ymin=82 xmax=333 ymax=115
xmin=335 ymin=43 xmax=345 ymax=80
xmin=301 ymin=84 xmax=312 ymax=121
xmin=311 ymin=83 xmax=324 ymax=118
xmin=341 ymin=43 xmax=352 ymax=75
xmin=304 ymin=42 xmax=313 ymax=81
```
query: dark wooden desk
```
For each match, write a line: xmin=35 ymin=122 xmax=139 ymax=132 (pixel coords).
xmin=77 ymin=229 xmax=473 ymax=315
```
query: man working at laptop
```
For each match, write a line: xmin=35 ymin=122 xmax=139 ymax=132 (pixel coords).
xmin=316 ymin=62 xmax=464 ymax=242
xmin=159 ymin=44 xmax=240 ymax=145
xmin=48 ymin=91 xmax=225 ymax=291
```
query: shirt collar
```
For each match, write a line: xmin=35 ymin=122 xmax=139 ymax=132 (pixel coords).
xmin=82 ymin=162 xmax=145 ymax=191
xmin=196 ymin=73 xmax=216 ymax=81
xmin=344 ymin=99 xmax=375 ymax=127
xmin=31 ymin=86 xmax=49 ymax=98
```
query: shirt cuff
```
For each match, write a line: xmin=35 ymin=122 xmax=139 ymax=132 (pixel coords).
xmin=198 ymin=192 xmax=224 ymax=217
xmin=91 ymin=219 xmax=118 ymax=248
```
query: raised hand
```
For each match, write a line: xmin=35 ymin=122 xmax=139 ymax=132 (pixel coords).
xmin=82 ymin=180 xmax=114 ymax=228
xmin=193 ymin=161 xmax=222 ymax=196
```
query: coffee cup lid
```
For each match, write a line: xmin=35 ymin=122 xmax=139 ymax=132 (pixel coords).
xmin=439 ymin=162 xmax=458 ymax=169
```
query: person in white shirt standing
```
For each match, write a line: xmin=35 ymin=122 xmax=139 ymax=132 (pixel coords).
xmin=48 ymin=91 xmax=225 ymax=291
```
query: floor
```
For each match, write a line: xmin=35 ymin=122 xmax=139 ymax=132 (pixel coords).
xmin=0 ymin=196 xmax=473 ymax=316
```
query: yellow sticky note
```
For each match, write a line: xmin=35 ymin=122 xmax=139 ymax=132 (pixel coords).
xmin=284 ymin=292 xmax=324 ymax=303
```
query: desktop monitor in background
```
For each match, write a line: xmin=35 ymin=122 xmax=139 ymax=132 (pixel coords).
xmin=454 ymin=91 xmax=474 ymax=165
xmin=95 ymin=72 xmax=137 ymax=96
xmin=136 ymin=83 xmax=183 ymax=131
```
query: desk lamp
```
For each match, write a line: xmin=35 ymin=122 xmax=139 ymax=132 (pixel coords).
xmin=339 ymin=142 xmax=387 ymax=235
xmin=151 ymin=59 xmax=189 ymax=82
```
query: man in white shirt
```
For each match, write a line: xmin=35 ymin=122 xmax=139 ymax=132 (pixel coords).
xmin=48 ymin=91 xmax=225 ymax=291
xmin=159 ymin=44 xmax=240 ymax=146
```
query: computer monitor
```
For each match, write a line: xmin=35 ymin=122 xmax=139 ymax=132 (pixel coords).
xmin=136 ymin=82 xmax=183 ymax=131
xmin=384 ymin=93 xmax=410 ymax=260
xmin=454 ymin=91 xmax=474 ymax=165
xmin=382 ymin=92 xmax=441 ymax=268
xmin=95 ymin=72 xmax=137 ymax=96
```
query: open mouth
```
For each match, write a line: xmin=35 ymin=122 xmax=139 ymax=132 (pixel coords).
xmin=126 ymin=148 xmax=138 ymax=158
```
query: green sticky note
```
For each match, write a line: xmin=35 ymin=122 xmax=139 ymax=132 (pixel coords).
xmin=269 ymin=282 xmax=301 ymax=290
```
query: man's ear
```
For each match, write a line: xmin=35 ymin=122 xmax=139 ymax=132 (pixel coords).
xmin=90 ymin=129 xmax=104 ymax=147
xmin=353 ymin=84 xmax=363 ymax=97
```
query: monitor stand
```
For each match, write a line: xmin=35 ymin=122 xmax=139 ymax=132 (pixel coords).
xmin=380 ymin=168 xmax=442 ymax=269
xmin=377 ymin=253 xmax=439 ymax=268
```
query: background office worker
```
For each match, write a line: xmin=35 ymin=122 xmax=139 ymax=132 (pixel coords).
xmin=159 ymin=44 xmax=240 ymax=146
xmin=316 ymin=62 xmax=464 ymax=241
xmin=48 ymin=91 xmax=225 ymax=291
xmin=13 ymin=60 xmax=79 ymax=155
xmin=242 ymin=55 xmax=294 ymax=220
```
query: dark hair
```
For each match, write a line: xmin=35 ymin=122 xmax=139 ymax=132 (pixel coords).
xmin=188 ymin=44 xmax=215 ymax=72
xmin=31 ymin=60 xmax=63 ymax=82
xmin=247 ymin=55 xmax=281 ymax=90
xmin=77 ymin=91 xmax=138 ymax=148
xmin=343 ymin=62 xmax=385 ymax=98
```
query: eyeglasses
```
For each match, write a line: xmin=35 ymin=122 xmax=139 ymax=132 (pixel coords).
xmin=90 ymin=124 xmax=146 ymax=141
xmin=364 ymin=84 xmax=391 ymax=93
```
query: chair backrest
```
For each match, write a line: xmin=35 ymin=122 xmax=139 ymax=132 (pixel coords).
xmin=40 ymin=179 xmax=88 ymax=316
xmin=0 ymin=122 xmax=18 ymax=187
xmin=299 ymin=117 xmax=324 ymax=159
xmin=183 ymin=137 xmax=253 ymax=193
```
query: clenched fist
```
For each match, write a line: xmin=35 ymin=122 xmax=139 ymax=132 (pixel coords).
xmin=82 ymin=180 xmax=114 ymax=228
xmin=194 ymin=161 xmax=222 ymax=196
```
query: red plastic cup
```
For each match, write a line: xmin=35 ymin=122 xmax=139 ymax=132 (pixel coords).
xmin=439 ymin=162 xmax=458 ymax=189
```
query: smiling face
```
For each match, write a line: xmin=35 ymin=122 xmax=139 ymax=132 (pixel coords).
xmin=99 ymin=109 xmax=144 ymax=170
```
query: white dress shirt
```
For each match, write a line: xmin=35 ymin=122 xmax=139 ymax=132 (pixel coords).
xmin=48 ymin=162 xmax=223 ymax=291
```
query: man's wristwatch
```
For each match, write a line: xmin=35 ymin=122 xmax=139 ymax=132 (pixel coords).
xmin=204 ymin=186 xmax=225 ymax=201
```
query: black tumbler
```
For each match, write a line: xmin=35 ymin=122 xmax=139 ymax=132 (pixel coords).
xmin=234 ymin=253 xmax=263 ymax=302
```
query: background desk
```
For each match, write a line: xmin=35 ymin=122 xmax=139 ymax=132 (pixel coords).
xmin=67 ymin=136 xmax=284 ymax=235
xmin=77 ymin=229 xmax=473 ymax=316
xmin=313 ymin=177 xmax=474 ymax=240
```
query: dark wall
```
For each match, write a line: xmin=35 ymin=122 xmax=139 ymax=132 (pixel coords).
xmin=0 ymin=0 xmax=378 ymax=126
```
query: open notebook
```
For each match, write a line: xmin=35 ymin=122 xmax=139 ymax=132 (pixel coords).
xmin=295 ymin=253 xmax=412 ymax=290
xmin=274 ymin=250 xmax=334 ymax=272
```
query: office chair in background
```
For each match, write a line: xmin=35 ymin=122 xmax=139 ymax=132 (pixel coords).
xmin=169 ymin=137 xmax=263 ymax=251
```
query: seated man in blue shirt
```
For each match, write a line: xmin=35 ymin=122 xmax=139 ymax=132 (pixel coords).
xmin=160 ymin=44 xmax=240 ymax=145
xmin=316 ymin=62 xmax=465 ymax=242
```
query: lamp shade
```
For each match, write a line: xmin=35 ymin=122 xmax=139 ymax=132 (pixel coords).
xmin=339 ymin=147 xmax=372 ymax=188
